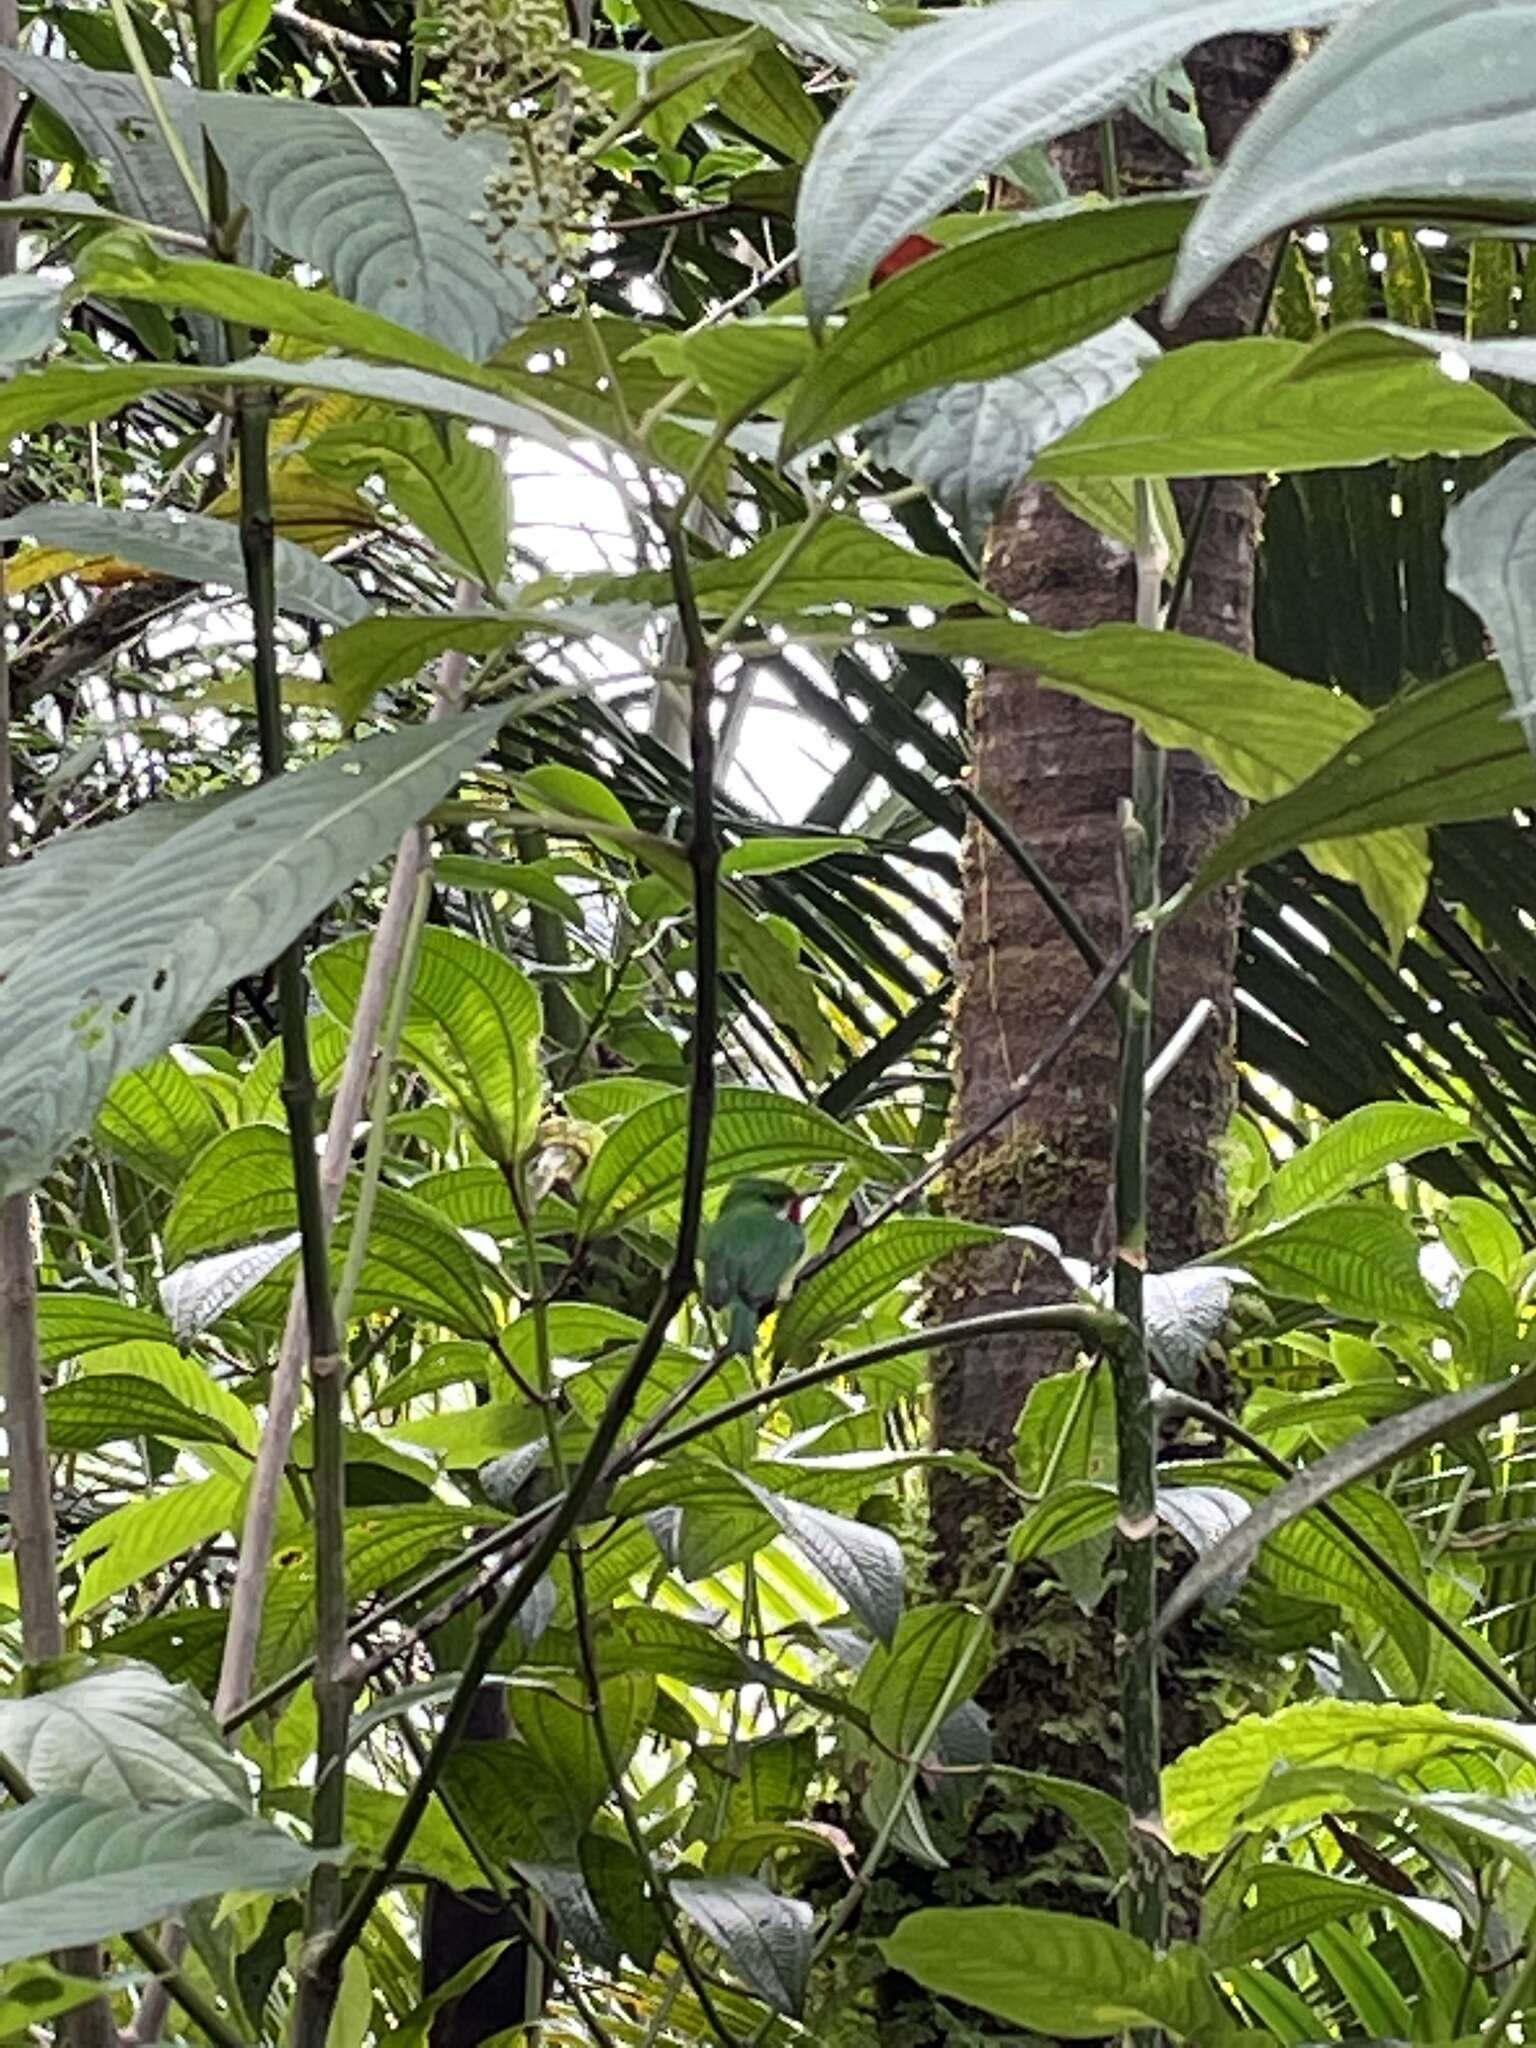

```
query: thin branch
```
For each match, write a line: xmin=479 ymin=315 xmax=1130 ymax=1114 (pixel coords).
xmin=319 ymin=495 xmax=725 ymax=1979
xmin=947 ymin=777 xmax=1106 ymax=984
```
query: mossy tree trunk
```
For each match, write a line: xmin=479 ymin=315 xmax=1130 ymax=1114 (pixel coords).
xmin=927 ymin=27 xmax=1290 ymax=1929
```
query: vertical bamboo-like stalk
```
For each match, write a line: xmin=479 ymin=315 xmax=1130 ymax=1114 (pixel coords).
xmin=1110 ymin=480 xmax=1170 ymax=1951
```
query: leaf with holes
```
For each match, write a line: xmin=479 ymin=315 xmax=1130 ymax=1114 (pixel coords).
xmin=0 ymin=1662 xmax=248 ymax=1810
xmin=313 ymin=928 xmax=543 ymax=1167
xmin=0 ymin=1795 xmax=330 ymax=1964
xmin=784 ymin=200 xmax=1191 ymax=451
xmin=794 ymin=0 xmax=1356 ymax=320
xmin=0 ymin=706 xmax=508 ymax=1201
xmin=1170 ymin=0 xmax=1536 ymax=319
xmin=0 ymin=507 xmax=366 ymax=627
xmin=196 ymin=96 xmax=546 ymax=359
xmin=673 ymin=1874 xmax=814 ymax=2016
xmin=774 ymin=1217 xmax=1001 ymax=1366
xmin=579 ymin=1086 xmax=886 ymax=1239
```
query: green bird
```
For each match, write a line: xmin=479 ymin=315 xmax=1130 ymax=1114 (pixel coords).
xmin=702 ymin=1178 xmax=806 ymax=1358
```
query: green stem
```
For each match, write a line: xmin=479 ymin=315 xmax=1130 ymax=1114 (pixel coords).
xmin=1109 ymin=479 xmax=1168 ymax=1951
xmin=108 ymin=0 xmax=209 ymax=221
xmin=332 ymin=869 xmax=432 ymax=1330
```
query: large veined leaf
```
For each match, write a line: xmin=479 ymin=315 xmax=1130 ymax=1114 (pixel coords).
xmin=1445 ymin=451 xmax=1536 ymax=751
xmin=0 ymin=275 xmax=63 ymax=364
xmin=1169 ymin=0 xmax=1536 ymax=319
xmin=1203 ymin=1865 xmax=1461 ymax=1973
xmin=164 ymin=1125 xmax=294 ymax=1266
xmin=1196 ymin=663 xmax=1536 ymax=894
xmin=94 ymin=1054 xmax=224 ymax=1190
xmin=863 ymin=320 xmax=1159 ymax=545
xmin=33 ymin=1295 xmax=175 ymax=1370
xmin=311 ymin=927 xmax=544 ymax=1167
xmin=307 ymin=413 xmax=508 ymax=589
xmin=0 ymin=707 xmax=509 ymax=1200
xmin=782 ymin=198 xmax=1191 ymax=452
xmin=1263 ymin=1484 xmax=1431 ymax=1686
xmin=773 ymin=1217 xmax=1002 ymax=1366
xmin=896 ymin=618 xmax=1427 ymax=948
xmin=68 ymin=1476 xmax=246 ymax=1616
xmin=1029 ymin=333 xmax=1527 ymax=482
xmin=851 ymin=1602 xmax=992 ymax=1753
xmin=672 ymin=1874 xmax=814 ymax=2016
xmin=73 ymin=1341 xmax=260 ymax=1457
xmin=0 ymin=1662 xmax=249 ymax=1810
xmin=1162 ymin=1698 xmax=1536 ymax=1855
xmin=1235 ymin=1205 xmax=1445 ymax=1324
xmin=577 ymin=1086 xmax=887 ymax=1238
xmin=0 ymin=1794 xmax=330 ymax=1966
xmin=0 ymin=354 xmax=577 ymax=448
xmin=0 ymin=801 xmax=216 ymax=971
xmin=45 ymin=1373 xmax=243 ymax=1454
xmin=1249 ymin=1103 xmax=1469 ymax=1229
xmin=0 ymin=505 xmax=365 ymax=628
xmin=196 ymin=96 xmax=545 ymax=360
xmin=320 ymin=606 xmax=637 ymax=709
xmin=881 ymin=1906 xmax=1228 ymax=2041
xmin=159 ymin=1237 xmax=301 ymax=1341
xmin=77 ymin=230 xmax=508 ymax=390
xmin=0 ymin=52 xmax=205 ymax=241
xmin=794 ymin=0 xmax=1356 ymax=321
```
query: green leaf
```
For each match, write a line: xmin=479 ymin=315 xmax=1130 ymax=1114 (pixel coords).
xmin=575 ymin=35 xmax=760 ymax=151
xmin=75 ymin=230 xmax=504 ymax=391
xmin=739 ymin=1478 xmax=904 ymax=1642
xmin=75 ymin=1342 xmax=259 ymax=1456
xmin=720 ymin=835 xmax=862 ymax=878
xmin=1446 ymin=450 xmax=1536 ymax=753
xmin=0 ymin=1661 xmax=249 ymax=1809
xmin=216 ymin=0 xmax=273 ymax=77
xmin=852 ymin=1602 xmax=991 ymax=1752
xmin=0 ymin=274 xmax=62 ymax=363
xmin=880 ymin=1906 xmax=1227 ymax=2041
xmin=1170 ymin=0 xmax=1536 ymax=319
xmin=45 ymin=1374 xmax=241 ymax=1454
xmin=672 ymin=1875 xmax=813 ymax=2017
xmin=0 ymin=1794 xmax=329 ymax=1965
xmin=68 ymin=1477 xmax=245 ymax=1616
xmin=578 ymin=1085 xmax=885 ymax=1239
xmin=896 ymin=616 xmax=1428 ymax=949
xmin=0 ymin=505 xmax=366 ymax=627
xmin=793 ymin=0 xmax=1352 ymax=320
xmin=516 ymin=1677 xmax=655 ymax=1829
xmin=160 ymin=1238 xmax=300 ymax=1342
xmin=1162 ymin=1697 xmax=1536 ymax=1855
xmin=998 ymin=1771 xmax=1129 ymax=1879
xmin=340 ymin=1186 xmax=502 ymax=1340
xmin=637 ymin=0 xmax=821 ymax=160
xmin=196 ymin=96 xmax=545 ymax=360
xmin=1251 ymin=1104 xmax=1470 ymax=1227
xmin=0 ymin=353 xmax=576 ymax=447
xmin=634 ymin=317 xmax=814 ymax=421
xmin=313 ymin=927 xmax=544 ymax=1166
xmin=1236 ymin=1205 xmax=1444 ymax=1325
xmin=1159 ymin=1371 xmax=1531 ymax=1639
xmin=1008 ymin=1481 xmax=1119 ymax=1564
xmin=1195 ymin=663 xmax=1536 ymax=897
xmin=1031 ymin=332 xmax=1527 ymax=481
xmin=783 ymin=198 xmax=1191 ymax=451
xmin=0 ymin=1960 xmax=116 ymax=2039
xmin=321 ymin=610 xmax=603 ymax=715
xmin=0 ymin=706 xmax=510 ymax=1201
xmin=308 ymin=412 xmax=507 ymax=588
xmin=864 ymin=320 xmax=1158 ymax=544
xmin=597 ymin=515 xmax=995 ymax=620
xmin=1263 ymin=1484 xmax=1431 ymax=1685
xmin=0 ymin=50 xmax=205 ymax=242
xmin=697 ymin=0 xmax=894 ymax=71
xmin=95 ymin=1053 xmax=224 ymax=1189
xmin=165 ymin=1125 xmax=294 ymax=1266
xmin=774 ymin=1217 xmax=1001 ymax=1366
xmin=34 ymin=1294 xmax=173 ymax=1369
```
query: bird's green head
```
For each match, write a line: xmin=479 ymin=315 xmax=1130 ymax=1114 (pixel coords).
xmin=719 ymin=1177 xmax=804 ymax=1222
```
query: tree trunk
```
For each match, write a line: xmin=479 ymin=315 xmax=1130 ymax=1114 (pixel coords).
xmin=929 ymin=23 xmax=1289 ymax=1895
